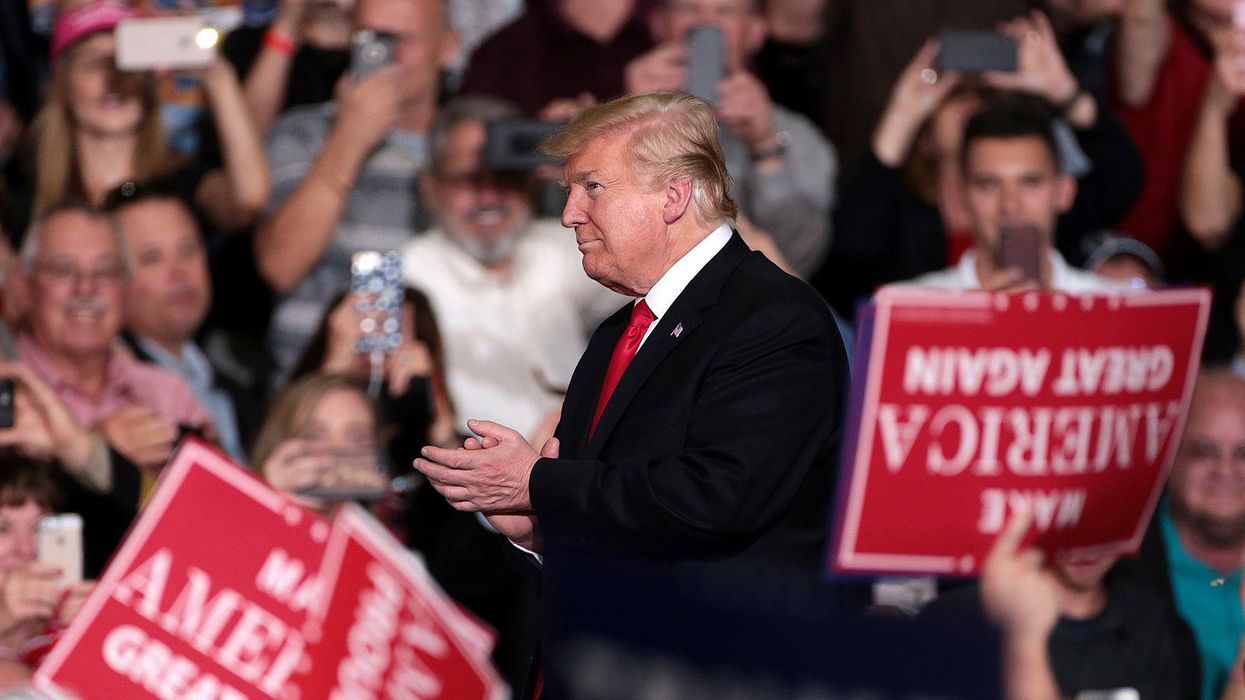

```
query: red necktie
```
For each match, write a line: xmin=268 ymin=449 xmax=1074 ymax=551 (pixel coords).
xmin=590 ymin=300 xmax=656 ymax=437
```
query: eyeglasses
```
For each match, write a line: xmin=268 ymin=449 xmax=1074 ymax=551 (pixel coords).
xmin=1179 ymin=437 xmax=1245 ymax=468
xmin=34 ymin=260 xmax=126 ymax=286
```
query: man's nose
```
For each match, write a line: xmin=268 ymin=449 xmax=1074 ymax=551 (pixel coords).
xmin=1000 ymin=184 xmax=1023 ymax=218
xmin=561 ymin=191 xmax=587 ymax=229
xmin=72 ymin=270 xmax=99 ymax=296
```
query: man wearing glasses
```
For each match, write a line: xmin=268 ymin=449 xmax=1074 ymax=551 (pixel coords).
xmin=17 ymin=205 xmax=212 ymax=477
xmin=1118 ymin=368 xmax=1245 ymax=700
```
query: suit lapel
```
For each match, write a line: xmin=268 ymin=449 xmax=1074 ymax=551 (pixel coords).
xmin=561 ymin=304 xmax=631 ymax=454
xmin=584 ymin=233 xmax=751 ymax=458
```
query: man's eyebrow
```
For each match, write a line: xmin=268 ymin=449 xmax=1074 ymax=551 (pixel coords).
xmin=567 ymin=169 xmax=598 ymax=184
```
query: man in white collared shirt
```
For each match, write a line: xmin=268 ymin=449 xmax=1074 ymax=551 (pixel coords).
xmin=896 ymin=95 xmax=1123 ymax=294
xmin=402 ymin=96 xmax=623 ymax=441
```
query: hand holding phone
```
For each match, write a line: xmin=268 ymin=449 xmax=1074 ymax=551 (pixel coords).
xmin=996 ymin=226 xmax=1044 ymax=288
xmin=38 ymin=514 xmax=83 ymax=589
xmin=937 ymin=30 xmax=1018 ymax=74
xmin=115 ymin=17 xmax=219 ymax=71
xmin=685 ymin=25 xmax=725 ymax=104
xmin=350 ymin=251 xmax=403 ymax=356
xmin=351 ymin=29 xmax=396 ymax=81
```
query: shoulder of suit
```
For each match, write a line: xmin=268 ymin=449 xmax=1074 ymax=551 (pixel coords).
xmin=724 ymin=251 xmax=835 ymax=318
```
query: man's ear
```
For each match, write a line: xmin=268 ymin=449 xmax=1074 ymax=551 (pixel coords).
xmin=1056 ymin=173 xmax=1077 ymax=214
xmin=663 ymin=178 xmax=694 ymax=224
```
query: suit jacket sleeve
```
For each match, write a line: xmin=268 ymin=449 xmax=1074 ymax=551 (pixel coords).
xmin=528 ymin=294 xmax=844 ymax=558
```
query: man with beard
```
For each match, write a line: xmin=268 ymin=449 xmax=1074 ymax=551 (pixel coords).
xmin=106 ymin=184 xmax=263 ymax=462
xmin=401 ymin=95 xmax=622 ymax=441
xmin=1117 ymin=369 xmax=1245 ymax=700
xmin=16 ymin=206 xmax=212 ymax=474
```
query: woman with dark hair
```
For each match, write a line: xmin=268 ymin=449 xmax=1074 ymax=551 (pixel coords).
xmin=0 ymin=450 xmax=93 ymax=691
xmin=291 ymin=286 xmax=459 ymax=465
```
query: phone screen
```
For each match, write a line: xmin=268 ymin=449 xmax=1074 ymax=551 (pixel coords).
xmin=38 ymin=514 xmax=83 ymax=588
xmin=686 ymin=25 xmax=725 ymax=105
xmin=998 ymin=226 xmax=1044 ymax=286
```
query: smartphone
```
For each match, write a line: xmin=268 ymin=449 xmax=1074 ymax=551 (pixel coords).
xmin=115 ymin=17 xmax=219 ymax=71
xmin=685 ymin=25 xmax=725 ymax=105
xmin=0 ymin=379 xmax=13 ymax=430
xmin=998 ymin=226 xmax=1044 ymax=286
xmin=38 ymin=514 xmax=83 ymax=588
xmin=296 ymin=448 xmax=388 ymax=502
xmin=350 ymin=251 xmax=403 ymax=355
xmin=484 ymin=119 xmax=562 ymax=170
xmin=351 ymin=29 xmax=396 ymax=81
xmin=937 ymin=30 xmax=1018 ymax=74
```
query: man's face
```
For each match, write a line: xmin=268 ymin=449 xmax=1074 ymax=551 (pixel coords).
xmin=27 ymin=211 xmax=127 ymax=361
xmin=1169 ymin=379 xmax=1245 ymax=547
xmin=963 ymin=136 xmax=1075 ymax=256
xmin=118 ymin=199 xmax=211 ymax=347
xmin=561 ymin=131 xmax=673 ymax=296
xmin=654 ymin=0 xmax=764 ymax=72
xmin=355 ymin=0 xmax=456 ymax=103
xmin=423 ymin=119 xmax=532 ymax=263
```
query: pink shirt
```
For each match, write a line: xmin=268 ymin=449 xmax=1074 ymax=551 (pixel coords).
xmin=17 ymin=334 xmax=213 ymax=431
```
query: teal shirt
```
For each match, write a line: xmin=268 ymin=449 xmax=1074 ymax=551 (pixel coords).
xmin=1161 ymin=501 xmax=1244 ymax=700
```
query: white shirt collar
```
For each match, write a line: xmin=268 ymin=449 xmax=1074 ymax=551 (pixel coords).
xmin=955 ymin=248 xmax=1084 ymax=289
xmin=640 ymin=223 xmax=733 ymax=320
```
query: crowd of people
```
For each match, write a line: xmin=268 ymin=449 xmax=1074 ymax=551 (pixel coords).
xmin=0 ymin=0 xmax=1242 ymax=697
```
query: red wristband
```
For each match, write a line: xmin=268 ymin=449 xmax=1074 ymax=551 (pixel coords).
xmin=263 ymin=27 xmax=298 ymax=56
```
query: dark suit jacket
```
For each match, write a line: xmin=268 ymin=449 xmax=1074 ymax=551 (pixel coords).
xmin=530 ymin=231 xmax=848 ymax=570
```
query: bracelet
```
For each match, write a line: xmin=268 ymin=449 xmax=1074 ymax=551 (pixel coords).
xmin=263 ymin=26 xmax=298 ymax=56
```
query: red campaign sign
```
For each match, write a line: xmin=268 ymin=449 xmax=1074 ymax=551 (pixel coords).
xmin=830 ymin=289 xmax=1211 ymax=576
xmin=305 ymin=504 xmax=505 ymax=700
xmin=33 ymin=439 xmax=333 ymax=700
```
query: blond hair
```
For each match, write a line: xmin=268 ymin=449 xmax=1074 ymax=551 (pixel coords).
xmin=541 ymin=92 xmax=737 ymax=225
xmin=250 ymin=374 xmax=378 ymax=470
xmin=30 ymin=41 xmax=169 ymax=217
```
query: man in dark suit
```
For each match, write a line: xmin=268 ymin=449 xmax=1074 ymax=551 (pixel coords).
xmin=414 ymin=91 xmax=847 ymax=690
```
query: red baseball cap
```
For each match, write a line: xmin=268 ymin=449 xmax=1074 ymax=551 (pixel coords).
xmin=50 ymin=0 xmax=139 ymax=65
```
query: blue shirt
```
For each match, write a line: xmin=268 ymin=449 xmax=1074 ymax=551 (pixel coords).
xmin=1161 ymin=500 xmax=1244 ymax=700
xmin=138 ymin=338 xmax=245 ymax=462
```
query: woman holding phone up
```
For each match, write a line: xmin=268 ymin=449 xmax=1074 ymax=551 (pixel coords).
xmin=3 ymin=0 xmax=269 ymax=242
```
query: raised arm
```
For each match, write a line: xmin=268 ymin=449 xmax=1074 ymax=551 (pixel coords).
xmin=238 ymin=0 xmax=306 ymax=135
xmin=194 ymin=59 xmax=272 ymax=231
xmin=253 ymin=66 xmax=401 ymax=293
xmin=1180 ymin=30 xmax=1245 ymax=250
xmin=1115 ymin=0 xmax=1171 ymax=107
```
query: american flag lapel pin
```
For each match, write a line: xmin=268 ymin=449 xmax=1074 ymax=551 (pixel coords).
xmin=671 ymin=323 xmax=684 ymax=338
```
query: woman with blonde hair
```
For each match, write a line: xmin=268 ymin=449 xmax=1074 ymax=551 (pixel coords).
xmin=251 ymin=373 xmax=383 ymax=514
xmin=7 ymin=0 xmax=269 ymax=237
